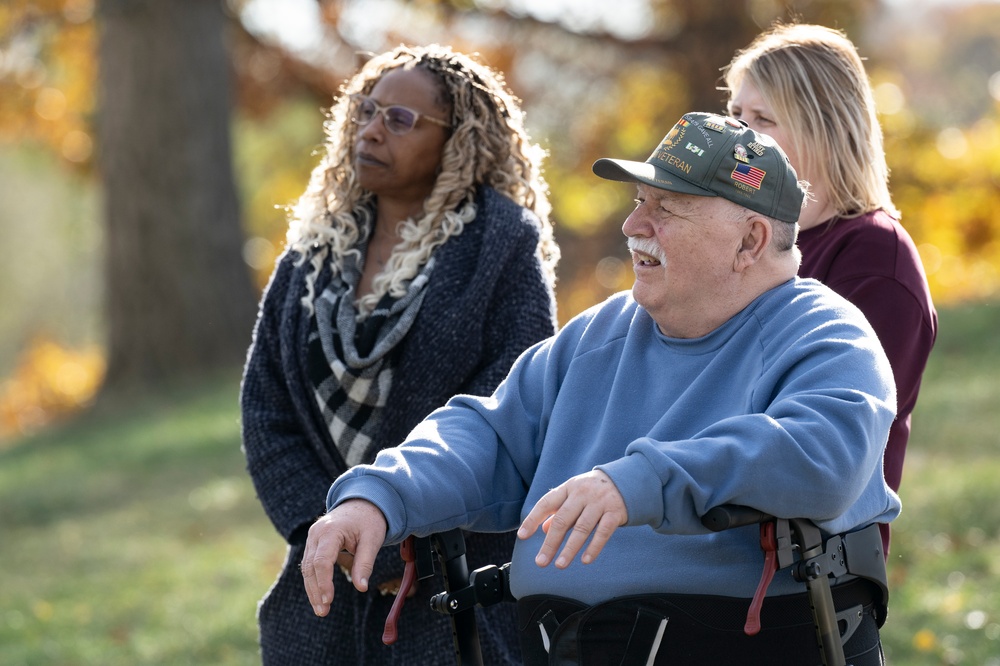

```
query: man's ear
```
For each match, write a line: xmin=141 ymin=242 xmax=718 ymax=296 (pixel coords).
xmin=734 ymin=215 xmax=771 ymax=272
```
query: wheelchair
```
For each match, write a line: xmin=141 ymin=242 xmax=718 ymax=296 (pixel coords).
xmin=380 ymin=506 xmax=889 ymax=666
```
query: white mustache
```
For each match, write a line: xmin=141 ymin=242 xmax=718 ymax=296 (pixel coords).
xmin=626 ymin=237 xmax=666 ymax=264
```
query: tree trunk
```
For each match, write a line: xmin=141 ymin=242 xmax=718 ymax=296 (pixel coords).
xmin=96 ymin=0 xmax=257 ymax=390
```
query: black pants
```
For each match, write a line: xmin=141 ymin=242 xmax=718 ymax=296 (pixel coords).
xmin=517 ymin=579 xmax=884 ymax=666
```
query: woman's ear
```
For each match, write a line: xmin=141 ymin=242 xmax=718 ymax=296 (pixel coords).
xmin=734 ymin=216 xmax=771 ymax=272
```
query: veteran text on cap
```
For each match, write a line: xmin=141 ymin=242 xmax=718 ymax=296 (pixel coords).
xmin=593 ymin=112 xmax=805 ymax=223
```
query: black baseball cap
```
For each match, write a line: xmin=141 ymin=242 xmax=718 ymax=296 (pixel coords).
xmin=593 ymin=112 xmax=804 ymax=223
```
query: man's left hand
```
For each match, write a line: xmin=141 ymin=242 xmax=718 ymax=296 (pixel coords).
xmin=517 ymin=469 xmax=628 ymax=568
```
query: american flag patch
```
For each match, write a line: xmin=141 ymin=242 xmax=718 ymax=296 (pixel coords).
xmin=731 ymin=163 xmax=765 ymax=189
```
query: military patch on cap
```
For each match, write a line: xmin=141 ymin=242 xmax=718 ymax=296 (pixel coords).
xmin=685 ymin=142 xmax=705 ymax=157
xmin=660 ymin=119 xmax=690 ymax=150
xmin=731 ymin=163 xmax=766 ymax=190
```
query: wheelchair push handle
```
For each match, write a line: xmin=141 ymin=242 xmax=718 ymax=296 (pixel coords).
xmin=700 ymin=504 xmax=852 ymax=666
xmin=701 ymin=505 xmax=774 ymax=532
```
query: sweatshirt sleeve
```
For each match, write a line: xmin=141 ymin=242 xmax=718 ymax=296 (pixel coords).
xmin=328 ymin=328 xmax=567 ymax=544
xmin=599 ymin=299 xmax=899 ymax=537
xmin=824 ymin=275 xmax=935 ymax=424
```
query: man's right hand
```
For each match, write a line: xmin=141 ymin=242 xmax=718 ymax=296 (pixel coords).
xmin=301 ymin=499 xmax=387 ymax=616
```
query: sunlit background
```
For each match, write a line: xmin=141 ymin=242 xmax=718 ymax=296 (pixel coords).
xmin=2 ymin=0 xmax=999 ymax=438
xmin=1 ymin=2 xmax=999 ymax=663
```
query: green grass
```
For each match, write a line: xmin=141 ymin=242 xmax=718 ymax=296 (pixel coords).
xmin=1 ymin=303 xmax=999 ymax=665
xmin=0 ymin=374 xmax=284 ymax=665
xmin=879 ymin=300 xmax=1000 ymax=665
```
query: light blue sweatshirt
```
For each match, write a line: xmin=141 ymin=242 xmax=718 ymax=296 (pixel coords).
xmin=329 ymin=278 xmax=901 ymax=604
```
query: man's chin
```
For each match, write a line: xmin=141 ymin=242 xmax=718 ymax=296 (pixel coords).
xmin=630 ymin=282 xmax=653 ymax=308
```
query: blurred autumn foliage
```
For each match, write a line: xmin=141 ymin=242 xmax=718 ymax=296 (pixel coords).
xmin=2 ymin=0 xmax=999 ymax=441
xmin=0 ymin=338 xmax=104 ymax=440
xmin=884 ymin=113 xmax=1000 ymax=302
xmin=0 ymin=0 xmax=96 ymax=167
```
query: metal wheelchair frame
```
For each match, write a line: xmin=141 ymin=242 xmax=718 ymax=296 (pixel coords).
xmin=382 ymin=506 xmax=889 ymax=666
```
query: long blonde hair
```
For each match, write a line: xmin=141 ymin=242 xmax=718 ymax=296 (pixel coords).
xmin=287 ymin=44 xmax=558 ymax=316
xmin=722 ymin=24 xmax=897 ymax=218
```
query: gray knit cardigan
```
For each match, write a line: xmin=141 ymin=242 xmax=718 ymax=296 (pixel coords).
xmin=240 ymin=186 xmax=558 ymax=665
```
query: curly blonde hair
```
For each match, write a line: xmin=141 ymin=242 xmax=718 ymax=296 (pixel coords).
xmin=723 ymin=24 xmax=897 ymax=219
xmin=287 ymin=44 xmax=559 ymax=317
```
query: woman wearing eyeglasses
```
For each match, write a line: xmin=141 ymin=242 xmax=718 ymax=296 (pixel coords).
xmin=241 ymin=44 xmax=559 ymax=665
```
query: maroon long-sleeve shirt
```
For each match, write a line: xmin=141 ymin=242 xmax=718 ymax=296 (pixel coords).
xmin=798 ymin=209 xmax=938 ymax=554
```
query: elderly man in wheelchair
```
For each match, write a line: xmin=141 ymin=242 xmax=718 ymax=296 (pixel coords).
xmin=301 ymin=112 xmax=900 ymax=666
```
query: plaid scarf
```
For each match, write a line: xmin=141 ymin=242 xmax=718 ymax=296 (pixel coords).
xmin=307 ymin=253 xmax=435 ymax=467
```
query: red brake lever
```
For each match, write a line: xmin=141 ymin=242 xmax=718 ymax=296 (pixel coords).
xmin=381 ymin=536 xmax=417 ymax=645
xmin=744 ymin=520 xmax=778 ymax=635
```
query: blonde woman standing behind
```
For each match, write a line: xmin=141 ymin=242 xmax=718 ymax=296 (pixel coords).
xmin=725 ymin=23 xmax=937 ymax=555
